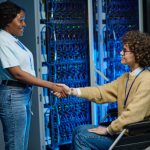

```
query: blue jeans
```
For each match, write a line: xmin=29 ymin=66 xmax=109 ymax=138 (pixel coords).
xmin=72 ymin=124 xmax=115 ymax=150
xmin=0 ymin=85 xmax=32 ymax=150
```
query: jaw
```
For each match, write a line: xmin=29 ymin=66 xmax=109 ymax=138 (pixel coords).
xmin=121 ymin=59 xmax=140 ymax=71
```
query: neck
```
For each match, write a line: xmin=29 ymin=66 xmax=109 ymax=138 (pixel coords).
xmin=130 ymin=64 xmax=140 ymax=72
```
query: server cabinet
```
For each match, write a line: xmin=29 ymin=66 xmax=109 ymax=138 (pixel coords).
xmin=40 ymin=0 xmax=91 ymax=149
xmin=91 ymin=0 xmax=142 ymax=124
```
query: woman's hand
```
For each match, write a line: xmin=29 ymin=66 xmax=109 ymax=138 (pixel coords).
xmin=51 ymin=83 xmax=69 ymax=98
xmin=53 ymin=84 xmax=71 ymax=98
xmin=88 ymin=126 xmax=108 ymax=135
xmin=52 ymin=83 xmax=71 ymax=98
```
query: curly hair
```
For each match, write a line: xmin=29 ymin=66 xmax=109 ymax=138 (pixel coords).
xmin=122 ymin=30 xmax=150 ymax=67
xmin=0 ymin=1 xmax=25 ymax=29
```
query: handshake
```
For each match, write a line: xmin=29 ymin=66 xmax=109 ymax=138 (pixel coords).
xmin=52 ymin=83 xmax=79 ymax=98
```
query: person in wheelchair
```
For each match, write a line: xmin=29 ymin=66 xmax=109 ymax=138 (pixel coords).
xmin=55 ymin=30 xmax=150 ymax=150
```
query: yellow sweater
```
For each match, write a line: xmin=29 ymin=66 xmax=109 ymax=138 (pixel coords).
xmin=79 ymin=70 xmax=150 ymax=134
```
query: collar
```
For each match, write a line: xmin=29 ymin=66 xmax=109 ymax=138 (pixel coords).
xmin=129 ymin=67 xmax=143 ymax=76
xmin=0 ymin=29 xmax=18 ymax=41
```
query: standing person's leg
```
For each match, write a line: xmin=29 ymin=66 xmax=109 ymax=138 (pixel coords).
xmin=0 ymin=86 xmax=32 ymax=150
xmin=24 ymin=87 xmax=32 ymax=150
xmin=72 ymin=124 xmax=115 ymax=150
xmin=24 ymin=101 xmax=31 ymax=150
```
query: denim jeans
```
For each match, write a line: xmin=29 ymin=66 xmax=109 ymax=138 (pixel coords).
xmin=0 ymin=85 xmax=32 ymax=150
xmin=72 ymin=124 xmax=116 ymax=150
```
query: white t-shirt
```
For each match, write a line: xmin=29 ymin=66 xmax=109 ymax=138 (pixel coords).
xmin=0 ymin=30 xmax=36 ymax=80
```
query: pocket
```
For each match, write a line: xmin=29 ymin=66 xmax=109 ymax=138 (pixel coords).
xmin=11 ymin=86 xmax=32 ymax=98
xmin=10 ymin=87 xmax=32 ymax=105
xmin=0 ymin=87 xmax=11 ymax=105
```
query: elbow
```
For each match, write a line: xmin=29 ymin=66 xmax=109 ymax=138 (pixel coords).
xmin=7 ymin=67 xmax=27 ymax=82
xmin=11 ymin=71 xmax=24 ymax=81
xmin=13 ymin=73 xmax=23 ymax=81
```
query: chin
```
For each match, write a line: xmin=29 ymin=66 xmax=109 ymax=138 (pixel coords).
xmin=18 ymin=30 xmax=24 ymax=36
xmin=121 ymin=60 xmax=125 ymax=64
xmin=17 ymin=33 xmax=24 ymax=36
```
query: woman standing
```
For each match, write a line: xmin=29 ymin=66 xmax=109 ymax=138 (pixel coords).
xmin=0 ymin=1 xmax=67 ymax=150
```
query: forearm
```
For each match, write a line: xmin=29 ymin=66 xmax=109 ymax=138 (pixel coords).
xmin=7 ymin=66 xmax=56 ymax=90
xmin=17 ymin=72 xmax=56 ymax=89
xmin=70 ymin=87 xmax=104 ymax=103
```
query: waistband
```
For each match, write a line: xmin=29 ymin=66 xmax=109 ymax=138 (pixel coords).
xmin=1 ymin=80 xmax=32 ymax=88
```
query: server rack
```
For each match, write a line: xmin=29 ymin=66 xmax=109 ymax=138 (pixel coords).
xmin=40 ymin=0 xmax=91 ymax=149
xmin=91 ymin=0 xmax=140 ymax=124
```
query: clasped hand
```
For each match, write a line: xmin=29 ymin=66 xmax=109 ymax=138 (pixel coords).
xmin=53 ymin=84 xmax=71 ymax=98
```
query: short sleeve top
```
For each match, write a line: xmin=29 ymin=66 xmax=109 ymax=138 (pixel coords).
xmin=0 ymin=30 xmax=36 ymax=80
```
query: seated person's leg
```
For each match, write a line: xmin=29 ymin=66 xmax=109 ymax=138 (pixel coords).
xmin=72 ymin=124 xmax=115 ymax=150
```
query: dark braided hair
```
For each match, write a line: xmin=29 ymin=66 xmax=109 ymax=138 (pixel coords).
xmin=122 ymin=31 xmax=150 ymax=67
xmin=0 ymin=1 xmax=25 ymax=29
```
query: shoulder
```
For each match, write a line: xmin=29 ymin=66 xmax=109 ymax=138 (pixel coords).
xmin=0 ymin=35 xmax=9 ymax=46
xmin=140 ymin=69 xmax=150 ymax=80
xmin=135 ymin=70 xmax=150 ymax=89
xmin=115 ymin=72 xmax=128 ymax=82
xmin=0 ymin=30 xmax=15 ymax=45
xmin=0 ymin=31 xmax=5 ymax=42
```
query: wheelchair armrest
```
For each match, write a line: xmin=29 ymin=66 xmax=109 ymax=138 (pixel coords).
xmin=124 ymin=120 xmax=150 ymax=135
xmin=125 ymin=120 xmax=150 ymax=130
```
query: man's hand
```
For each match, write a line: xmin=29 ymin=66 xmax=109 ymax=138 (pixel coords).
xmin=52 ymin=83 xmax=71 ymax=98
xmin=88 ymin=126 xmax=108 ymax=135
xmin=51 ymin=83 xmax=69 ymax=98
